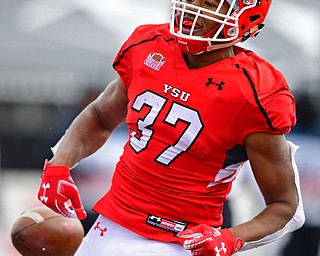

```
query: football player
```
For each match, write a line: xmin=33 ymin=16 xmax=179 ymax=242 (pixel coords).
xmin=38 ymin=0 xmax=305 ymax=255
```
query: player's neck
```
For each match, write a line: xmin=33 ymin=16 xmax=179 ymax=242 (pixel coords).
xmin=184 ymin=46 xmax=235 ymax=69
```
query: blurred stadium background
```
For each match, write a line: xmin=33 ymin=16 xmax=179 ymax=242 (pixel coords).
xmin=0 ymin=0 xmax=319 ymax=255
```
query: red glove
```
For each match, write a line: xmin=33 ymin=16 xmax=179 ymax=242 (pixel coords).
xmin=178 ymin=224 xmax=243 ymax=256
xmin=37 ymin=160 xmax=87 ymax=220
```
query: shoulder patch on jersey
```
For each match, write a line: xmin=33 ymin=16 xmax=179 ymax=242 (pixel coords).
xmin=144 ymin=53 xmax=166 ymax=71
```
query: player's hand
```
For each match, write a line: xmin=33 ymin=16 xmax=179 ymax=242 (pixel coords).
xmin=178 ymin=224 xmax=243 ymax=256
xmin=37 ymin=160 xmax=87 ymax=220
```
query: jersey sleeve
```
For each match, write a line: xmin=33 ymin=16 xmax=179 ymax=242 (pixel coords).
xmin=232 ymin=82 xmax=296 ymax=144
xmin=265 ymin=89 xmax=296 ymax=130
xmin=112 ymin=23 xmax=172 ymax=91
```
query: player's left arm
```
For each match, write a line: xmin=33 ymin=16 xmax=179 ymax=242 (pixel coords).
xmin=231 ymin=132 xmax=305 ymax=249
xmin=179 ymin=132 xmax=304 ymax=255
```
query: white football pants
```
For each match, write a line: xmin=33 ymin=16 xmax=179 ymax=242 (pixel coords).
xmin=74 ymin=215 xmax=191 ymax=256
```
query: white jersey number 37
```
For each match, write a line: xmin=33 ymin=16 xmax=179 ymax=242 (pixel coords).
xmin=129 ymin=91 xmax=203 ymax=166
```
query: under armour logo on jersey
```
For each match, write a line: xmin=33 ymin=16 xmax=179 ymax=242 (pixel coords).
xmin=94 ymin=222 xmax=107 ymax=236
xmin=40 ymin=183 xmax=50 ymax=203
xmin=148 ymin=215 xmax=162 ymax=222
xmin=144 ymin=53 xmax=166 ymax=71
xmin=205 ymin=78 xmax=225 ymax=90
xmin=215 ymin=242 xmax=227 ymax=256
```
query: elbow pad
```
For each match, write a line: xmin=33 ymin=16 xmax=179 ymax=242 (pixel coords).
xmin=241 ymin=141 xmax=305 ymax=251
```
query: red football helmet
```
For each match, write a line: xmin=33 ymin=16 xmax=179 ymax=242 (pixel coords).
xmin=170 ymin=0 xmax=272 ymax=54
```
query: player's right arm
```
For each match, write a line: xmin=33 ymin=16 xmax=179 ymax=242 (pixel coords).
xmin=49 ymin=77 xmax=128 ymax=167
xmin=38 ymin=77 xmax=128 ymax=219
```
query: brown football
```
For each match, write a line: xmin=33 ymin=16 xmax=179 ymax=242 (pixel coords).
xmin=11 ymin=206 xmax=84 ymax=256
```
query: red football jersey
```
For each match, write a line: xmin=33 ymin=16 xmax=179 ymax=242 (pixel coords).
xmin=93 ymin=23 xmax=296 ymax=243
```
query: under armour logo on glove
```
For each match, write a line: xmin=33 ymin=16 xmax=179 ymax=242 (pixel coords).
xmin=39 ymin=183 xmax=50 ymax=203
xmin=178 ymin=224 xmax=243 ymax=256
xmin=214 ymin=242 xmax=227 ymax=256
xmin=37 ymin=160 xmax=87 ymax=220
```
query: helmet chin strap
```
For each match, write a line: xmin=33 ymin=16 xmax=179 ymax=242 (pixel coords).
xmin=176 ymin=37 xmax=240 ymax=55
xmin=206 ymin=38 xmax=242 ymax=52
xmin=176 ymin=32 xmax=239 ymax=55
